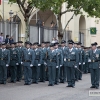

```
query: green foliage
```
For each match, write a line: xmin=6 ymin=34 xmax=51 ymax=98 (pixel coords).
xmin=9 ymin=0 xmax=100 ymax=18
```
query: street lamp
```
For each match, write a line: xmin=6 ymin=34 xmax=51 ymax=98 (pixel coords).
xmin=37 ymin=19 xmax=42 ymax=44
xmin=9 ymin=10 xmax=14 ymax=37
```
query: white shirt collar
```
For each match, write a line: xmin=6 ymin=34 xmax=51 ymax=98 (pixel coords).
xmin=35 ymin=48 xmax=38 ymax=51
xmin=28 ymin=48 xmax=30 ymax=51
xmin=69 ymin=48 xmax=73 ymax=52
xmin=94 ymin=48 xmax=97 ymax=53
xmin=56 ymin=48 xmax=58 ymax=50
xmin=12 ymin=48 xmax=15 ymax=50
xmin=52 ymin=50 xmax=55 ymax=52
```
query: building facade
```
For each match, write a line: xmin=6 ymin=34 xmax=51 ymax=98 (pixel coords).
xmin=0 ymin=1 xmax=100 ymax=46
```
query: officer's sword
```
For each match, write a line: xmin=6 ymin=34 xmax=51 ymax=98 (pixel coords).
xmin=76 ymin=67 xmax=83 ymax=74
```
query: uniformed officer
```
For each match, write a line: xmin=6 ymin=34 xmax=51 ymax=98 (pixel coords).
xmin=60 ymin=40 xmax=68 ymax=83
xmin=65 ymin=40 xmax=79 ymax=88
xmin=32 ymin=42 xmax=42 ymax=84
xmin=22 ymin=41 xmax=35 ymax=85
xmin=40 ymin=42 xmax=47 ymax=82
xmin=47 ymin=43 xmax=59 ymax=86
xmin=0 ymin=43 xmax=10 ymax=84
xmin=77 ymin=42 xmax=85 ymax=80
xmin=16 ymin=41 xmax=24 ymax=81
xmin=74 ymin=42 xmax=79 ymax=81
xmin=45 ymin=41 xmax=50 ymax=81
xmin=9 ymin=42 xmax=20 ymax=83
xmin=54 ymin=42 xmax=63 ymax=85
xmin=88 ymin=42 xmax=100 ymax=89
xmin=83 ymin=47 xmax=89 ymax=74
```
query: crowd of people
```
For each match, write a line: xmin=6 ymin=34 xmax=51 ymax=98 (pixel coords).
xmin=0 ymin=37 xmax=100 ymax=89
xmin=0 ymin=33 xmax=14 ymax=44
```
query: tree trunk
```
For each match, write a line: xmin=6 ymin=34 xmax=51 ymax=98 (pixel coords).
xmin=25 ymin=20 xmax=29 ymax=42
xmin=57 ymin=14 xmax=63 ymax=43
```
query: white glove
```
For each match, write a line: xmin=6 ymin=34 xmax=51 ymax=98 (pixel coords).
xmin=44 ymin=62 xmax=47 ymax=65
xmin=64 ymin=58 xmax=66 ymax=62
xmin=83 ymin=62 xmax=85 ymax=65
xmin=88 ymin=59 xmax=91 ymax=62
xmin=56 ymin=66 xmax=59 ymax=68
xmin=60 ymin=65 xmax=62 ymax=67
xmin=79 ymin=63 xmax=81 ymax=65
xmin=16 ymin=63 xmax=19 ymax=65
xmin=30 ymin=64 xmax=33 ymax=67
xmin=75 ymin=66 xmax=77 ymax=68
xmin=38 ymin=64 xmax=41 ymax=66
xmin=21 ymin=62 xmax=23 ymax=64
xmin=6 ymin=64 xmax=9 ymax=67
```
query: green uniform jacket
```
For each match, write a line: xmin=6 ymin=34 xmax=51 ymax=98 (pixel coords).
xmin=10 ymin=48 xmax=20 ymax=66
xmin=64 ymin=48 xmax=79 ymax=67
xmin=88 ymin=49 xmax=100 ymax=69
xmin=0 ymin=49 xmax=10 ymax=66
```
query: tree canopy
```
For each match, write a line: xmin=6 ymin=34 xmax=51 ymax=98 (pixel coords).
xmin=9 ymin=0 xmax=100 ymax=41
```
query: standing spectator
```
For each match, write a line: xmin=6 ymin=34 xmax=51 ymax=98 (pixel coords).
xmin=5 ymin=35 xmax=10 ymax=44
xmin=51 ymin=37 xmax=58 ymax=43
xmin=9 ymin=36 xmax=14 ymax=44
xmin=0 ymin=33 xmax=4 ymax=43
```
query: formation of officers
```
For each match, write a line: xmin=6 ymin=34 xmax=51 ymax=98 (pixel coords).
xmin=0 ymin=40 xmax=100 ymax=89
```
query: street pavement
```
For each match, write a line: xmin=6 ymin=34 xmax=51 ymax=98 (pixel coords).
xmin=0 ymin=73 xmax=100 ymax=100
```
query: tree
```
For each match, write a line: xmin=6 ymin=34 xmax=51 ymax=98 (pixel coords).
xmin=9 ymin=0 xmax=36 ymax=41
xmin=9 ymin=0 xmax=100 ymax=42
xmin=33 ymin=0 xmax=100 ymax=42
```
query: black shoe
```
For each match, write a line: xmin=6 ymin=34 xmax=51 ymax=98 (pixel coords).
xmin=48 ymin=84 xmax=52 ymax=86
xmin=95 ymin=86 xmax=99 ymax=89
xmin=8 ymin=81 xmax=13 ymax=83
xmin=51 ymin=84 xmax=54 ymax=86
xmin=36 ymin=82 xmax=38 ymax=84
xmin=75 ymin=79 xmax=78 ymax=82
xmin=60 ymin=81 xmax=63 ymax=83
xmin=55 ymin=82 xmax=59 ymax=85
xmin=27 ymin=83 xmax=31 ymax=85
xmin=79 ymin=78 xmax=82 ymax=80
xmin=43 ymin=80 xmax=45 ymax=83
xmin=66 ymin=85 xmax=72 ymax=87
xmin=39 ymin=80 xmax=43 ymax=82
xmin=17 ymin=79 xmax=21 ymax=82
xmin=0 ymin=82 xmax=4 ymax=84
xmin=71 ymin=85 xmax=75 ymax=88
xmin=90 ymin=86 xmax=95 ymax=88
xmin=13 ymin=81 xmax=16 ymax=83
xmin=62 ymin=81 xmax=65 ymax=83
xmin=32 ymin=81 xmax=36 ymax=84
xmin=24 ymin=83 xmax=28 ymax=85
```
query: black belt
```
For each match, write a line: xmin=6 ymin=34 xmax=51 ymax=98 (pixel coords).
xmin=10 ymin=59 xmax=16 ymax=60
xmin=91 ymin=60 xmax=99 ymax=62
xmin=67 ymin=59 xmax=75 ymax=62
xmin=49 ymin=59 xmax=56 ymax=62
xmin=35 ymin=59 xmax=39 ymax=60
xmin=23 ymin=60 xmax=31 ymax=62
xmin=0 ymin=58 xmax=6 ymax=60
